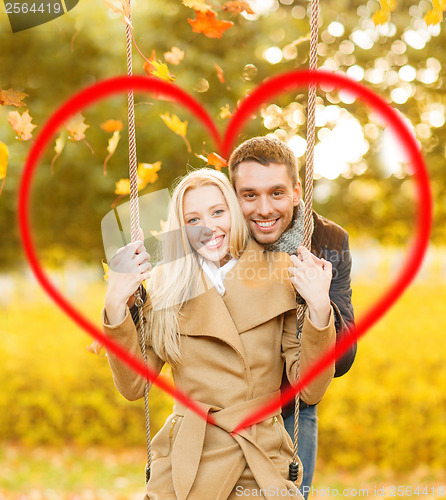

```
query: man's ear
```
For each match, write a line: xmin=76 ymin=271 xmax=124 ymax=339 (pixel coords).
xmin=293 ymin=180 xmax=302 ymax=206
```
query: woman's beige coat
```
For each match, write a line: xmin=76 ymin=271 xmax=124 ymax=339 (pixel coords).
xmin=103 ymin=240 xmax=335 ymax=499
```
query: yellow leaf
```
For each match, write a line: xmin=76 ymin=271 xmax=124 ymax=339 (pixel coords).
xmin=8 ymin=110 xmax=36 ymax=141
xmin=160 ymin=113 xmax=188 ymax=137
xmin=182 ymin=0 xmax=212 ymax=12
xmin=424 ymin=8 xmax=444 ymax=25
xmin=107 ymin=131 xmax=121 ymax=155
xmin=86 ymin=340 xmax=106 ymax=356
xmin=150 ymin=219 xmax=167 ymax=238
xmin=219 ymin=104 xmax=232 ymax=120
xmin=0 ymin=88 xmax=28 ymax=107
xmin=101 ymin=259 xmax=110 ymax=280
xmin=164 ymin=47 xmax=185 ymax=65
xmin=114 ymin=177 xmax=148 ymax=195
xmin=55 ymin=134 xmax=65 ymax=155
xmin=0 ymin=142 xmax=9 ymax=180
xmin=372 ymin=8 xmax=391 ymax=24
xmin=137 ymin=161 xmax=161 ymax=184
xmin=151 ymin=61 xmax=175 ymax=83
xmin=65 ymin=113 xmax=89 ymax=141
xmin=101 ymin=119 xmax=123 ymax=132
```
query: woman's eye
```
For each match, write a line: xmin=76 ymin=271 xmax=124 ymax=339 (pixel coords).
xmin=214 ymin=209 xmax=224 ymax=216
xmin=187 ymin=217 xmax=199 ymax=224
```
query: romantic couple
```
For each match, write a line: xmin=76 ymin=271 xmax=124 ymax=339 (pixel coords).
xmin=102 ymin=136 xmax=356 ymax=499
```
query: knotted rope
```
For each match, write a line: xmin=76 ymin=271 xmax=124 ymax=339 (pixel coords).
xmin=126 ymin=4 xmax=152 ymax=483
xmin=290 ymin=0 xmax=319 ymax=484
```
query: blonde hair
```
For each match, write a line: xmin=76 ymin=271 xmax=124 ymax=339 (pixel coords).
xmin=146 ymin=168 xmax=249 ymax=365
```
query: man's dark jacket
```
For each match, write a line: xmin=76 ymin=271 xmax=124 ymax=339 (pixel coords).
xmin=281 ymin=210 xmax=356 ymax=417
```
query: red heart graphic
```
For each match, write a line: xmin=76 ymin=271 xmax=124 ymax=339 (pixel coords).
xmin=18 ymin=70 xmax=432 ymax=432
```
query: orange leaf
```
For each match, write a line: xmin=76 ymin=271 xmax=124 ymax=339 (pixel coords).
xmin=102 ymin=0 xmax=131 ymax=27
xmin=222 ymin=0 xmax=254 ymax=15
xmin=101 ymin=119 xmax=123 ymax=133
xmin=0 ymin=142 xmax=9 ymax=180
xmin=182 ymin=0 xmax=212 ymax=12
xmin=8 ymin=110 xmax=36 ymax=141
xmin=0 ymin=88 xmax=28 ymax=107
xmin=207 ymin=152 xmax=227 ymax=171
xmin=188 ymin=10 xmax=234 ymax=39
xmin=164 ymin=47 xmax=185 ymax=65
xmin=214 ymin=63 xmax=225 ymax=83
xmin=65 ymin=113 xmax=89 ymax=141
xmin=138 ymin=161 xmax=161 ymax=184
xmin=219 ymin=104 xmax=232 ymax=120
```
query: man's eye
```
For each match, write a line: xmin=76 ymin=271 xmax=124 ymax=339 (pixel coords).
xmin=273 ymin=191 xmax=283 ymax=197
xmin=244 ymin=193 xmax=256 ymax=199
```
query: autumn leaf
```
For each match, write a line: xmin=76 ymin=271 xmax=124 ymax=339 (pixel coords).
xmin=150 ymin=218 xmax=167 ymax=238
xmin=101 ymin=259 xmax=110 ymax=280
xmin=207 ymin=152 xmax=228 ymax=171
xmin=151 ymin=61 xmax=175 ymax=83
xmin=65 ymin=113 xmax=89 ymax=141
xmin=0 ymin=142 xmax=9 ymax=198
xmin=214 ymin=63 xmax=225 ymax=83
xmin=182 ymin=0 xmax=212 ymax=12
xmin=0 ymin=88 xmax=28 ymax=107
xmin=114 ymin=177 xmax=148 ymax=195
xmin=188 ymin=10 xmax=234 ymax=39
xmin=222 ymin=0 xmax=254 ymax=15
xmin=164 ymin=47 xmax=185 ymax=65
xmin=138 ymin=161 xmax=162 ymax=184
xmin=372 ymin=0 xmax=397 ymax=25
xmin=102 ymin=0 xmax=131 ymax=27
xmin=219 ymin=104 xmax=232 ymax=120
xmin=160 ymin=113 xmax=191 ymax=152
xmin=100 ymin=119 xmax=123 ymax=133
xmin=50 ymin=134 xmax=66 ymax=173
xmin=103 ymin=131 xmax=121 ymax=175
xmin=8 ymin=110 xmax=36 ymax=141
xmin=424 ymin=0 xmax=446 ymax=25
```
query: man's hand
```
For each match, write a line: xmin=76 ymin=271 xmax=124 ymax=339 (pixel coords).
xmin=104 ymin=229 xmax=151 ymax=325
xmin=288 ymin=246 xmax=332 ymax=328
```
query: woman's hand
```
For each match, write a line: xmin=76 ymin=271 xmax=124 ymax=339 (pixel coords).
xmin=288 ymin=246 xmax=332 ymax=328
xmin=104 ymin=229 xmax=151 ymax=325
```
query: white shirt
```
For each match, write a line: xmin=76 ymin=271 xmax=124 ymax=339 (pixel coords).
xmin=200 ymin=257 xmax=238 ymax=296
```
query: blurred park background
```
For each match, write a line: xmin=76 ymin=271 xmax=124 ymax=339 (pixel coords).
xmin=1 ymin=0 xmax=445 ymax=498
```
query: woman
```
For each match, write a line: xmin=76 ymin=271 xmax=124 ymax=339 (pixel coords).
xmin=103 ymin=169 xmax=335 ymax=499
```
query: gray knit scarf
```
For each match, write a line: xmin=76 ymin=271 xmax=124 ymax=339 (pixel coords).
xmin=263 ymin=200 xmax=314 ymax=255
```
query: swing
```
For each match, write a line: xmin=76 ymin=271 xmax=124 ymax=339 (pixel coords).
xmin=123 ymin=0 xmax=320 ymax=487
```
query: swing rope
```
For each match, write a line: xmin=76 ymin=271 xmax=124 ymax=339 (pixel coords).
xmin=124 ymin=0 xmax=319 ymax=486
xmin=290 ymin=0 xmax=319 ymax=484
xmin=125 ymin=4 xmax=152 ymax=483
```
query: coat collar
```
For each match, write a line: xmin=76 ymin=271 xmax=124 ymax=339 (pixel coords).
xmin=178 ymin=240 xmax=296 ymax=357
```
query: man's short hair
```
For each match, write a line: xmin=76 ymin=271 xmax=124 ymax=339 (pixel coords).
xmin=228 ymin=136 xmax=299 ymax=187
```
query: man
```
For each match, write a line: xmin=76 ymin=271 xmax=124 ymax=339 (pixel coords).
xmin=227 ymin=136 xmax=356 ymax=498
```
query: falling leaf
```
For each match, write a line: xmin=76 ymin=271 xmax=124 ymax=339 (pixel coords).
xmin=372 ymin=0 xmax=397 ymax=25
xmin=65 ymin=113 xmax=89 ymax=141
xmin=50 ymin=134 xmax=66 ymax=173
xmin=160 ymin=113 xmax=191 ymax=152
xmin=150 ymin=61 xmax=175 ymax=83
xmin=0 ymin=142 xmax=9 ymax=198
xmin=0 ymin=88 xmax=28 ymax=107
xmin=214 ymin=63 xmax=225 ymax=83
xmin=188 ymin=10 xmax=234 ymax=39
xmin=207 ymin=152 xmax=227 ymax=171
xmin=103 ymin=131 xmax=121 ymax=175
xmin=86 ymin=340 xmax=106 ymax=356
xmin=222 ymin=0 xmax=254 ymax=15
xmin=101 ymin=259 xmax=110 ymax=280
xmin=424 ymin=0 xmax=446 ymax=25
xmin=138 ymin=161 xmax=161 ymax=184
xmin=8 ymin=110 xmax=36 ymax=141
xmin=219 ymin=104 xmax=232 ymax=120
xmin=114 ymin=177 xmax=148 ymax=195
xmin=424 ymin=8 xmax=443 ymax=24
xmin=101 ymin=119 xmax=123 ymax=133
xmin=150 ymin=219 xmax=167 ymax=238
xmin=182 ymin=0 xmax=212 ymax=12
xmin=164 ymin=47 xmax=185 ymax=65
xmin=102 ymin=0 xmax=131 ymax=27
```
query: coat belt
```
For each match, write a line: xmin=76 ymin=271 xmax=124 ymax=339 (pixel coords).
xmin=171 ymin=391 xmax=300 ymax=500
